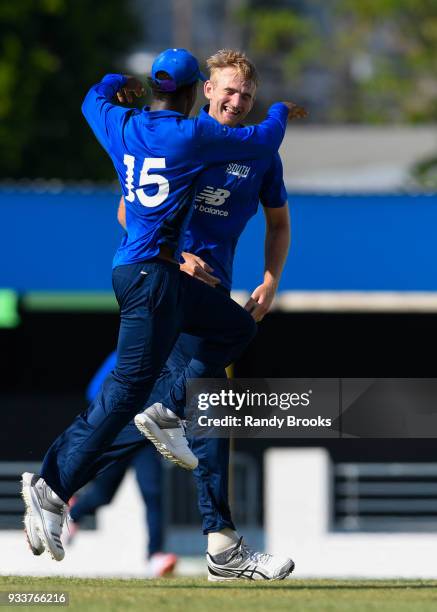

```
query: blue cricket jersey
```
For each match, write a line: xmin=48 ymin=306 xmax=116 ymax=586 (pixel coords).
xmin=82 ymin=74 xmax=288 ymax=267
xmin=183 ymin=106 xmax=287 ymax=290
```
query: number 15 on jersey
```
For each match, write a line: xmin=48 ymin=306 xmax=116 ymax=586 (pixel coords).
xmin=124 ymin=155 xmax=169 ymax=208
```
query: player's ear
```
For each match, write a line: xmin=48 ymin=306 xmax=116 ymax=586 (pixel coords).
xmin=204 ymin=80 xmax=213 ymax=100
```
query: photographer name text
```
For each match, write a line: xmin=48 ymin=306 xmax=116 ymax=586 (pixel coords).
xmin=197 ymin=415 xmax=332 ymax=428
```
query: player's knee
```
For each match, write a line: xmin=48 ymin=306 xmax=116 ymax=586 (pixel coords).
xmin=111 ymin=370 xmax=152 ymax=400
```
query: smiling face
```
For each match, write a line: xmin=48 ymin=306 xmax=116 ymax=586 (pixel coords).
xmin=204 ymin=67 xmax=256 ymax=127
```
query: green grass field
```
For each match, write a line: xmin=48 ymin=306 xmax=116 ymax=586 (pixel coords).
xmin=1 ymin=577 xmax=437 ymax=612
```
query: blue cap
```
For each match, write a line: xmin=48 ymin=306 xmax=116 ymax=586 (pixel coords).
xmin=151 ymin=48 xmax=206 ymax=92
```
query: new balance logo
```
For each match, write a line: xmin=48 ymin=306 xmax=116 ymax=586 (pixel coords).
xmin=195 ymin=186 xmax=231 ymax=206
xmin=195 ymin=186 xmax=231 ymax=217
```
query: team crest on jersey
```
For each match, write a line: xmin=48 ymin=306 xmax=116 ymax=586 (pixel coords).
xmin=194 ymin=186 xmax=230 ymax=216
xmin=226 ymin=163 xmax=251 ymax=179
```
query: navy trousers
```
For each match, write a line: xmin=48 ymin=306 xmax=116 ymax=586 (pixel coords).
xmin=148 ymin=331 xmax=234 ymax=534
xmin=70 ymin=329 xmax=234 ymax=541
xmin=41 ymin=259 xmax=256 ymax=502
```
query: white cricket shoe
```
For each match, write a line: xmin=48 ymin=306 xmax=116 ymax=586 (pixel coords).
xmin=207 ymin=537 xmax=295 ymax=581
xmin=21 ymin=472 xmax=67 ymax=561
xmin=22 ymin=473 xmax=44 ymax=556
xmin=24 ymin=511 xmax=45 ymax=556
xmin=134 ymin=403 xmax=198 ymax=470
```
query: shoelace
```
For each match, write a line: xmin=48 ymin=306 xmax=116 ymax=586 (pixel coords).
xmin=248 ymin=550 xmax=273 ymax=565
xmin=239 ymin=542 xmax=273 ymax=565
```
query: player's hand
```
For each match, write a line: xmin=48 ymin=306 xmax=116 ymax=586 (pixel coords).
xmin=116 ymin=76 xmax=145 ymax=104
xmin=281 ymin=101 xmax=309 ymax=121
xmin=244 ymin=282 xmax=277 ymax=322
xmin=180 ymin=252 xmax=221 ymax=288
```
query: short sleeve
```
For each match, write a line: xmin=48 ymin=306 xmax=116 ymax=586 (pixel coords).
xmin=259 ymin=153 xmax=287 ymax=208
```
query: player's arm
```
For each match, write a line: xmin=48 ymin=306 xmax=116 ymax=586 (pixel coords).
xmin=117 ymin=196 xmax=126 ymax=230
xmin=245 ymin=153 xmax=291 ymax=322
xmin=81 ymin=74 xmax=144 ymax=152
xmin=193 ymin=102 xmax=307 ymax=163
xmin=245 ymin=206 xmax=290 ymax=322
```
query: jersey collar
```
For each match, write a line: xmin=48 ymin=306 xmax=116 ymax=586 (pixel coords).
xmin=198 ymin=104 xmax=243 ymax=127
xmin=142 ymin=105 xmax=187 ymax=119
xmin=199 ymin=104 xmax=215 ymax=122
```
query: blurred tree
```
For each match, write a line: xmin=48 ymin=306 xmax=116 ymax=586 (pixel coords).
xmin=332 ymin=0 xmax=437 ymax=123
xmin=239 ymin=0 xmax=437 ymax=124
xmin=0 ymin=0 xmax=140 ymax=180
xmin=237 ymin=2 xmax=319 ymax=79
xmin=334 ymin=0 xmax=437 ymax=187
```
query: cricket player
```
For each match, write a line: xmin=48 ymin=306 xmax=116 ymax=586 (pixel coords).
xmin=133 ymin=49 xmax=299 ymax=580
xmin=70 ymin=51 xmax=297 ymax=582
xmin=22 ymin=48 xmax=296 ymax=572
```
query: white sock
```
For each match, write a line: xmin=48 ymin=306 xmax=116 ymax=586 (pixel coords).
xmin=208 ymin=529 xmax=239 ymax=555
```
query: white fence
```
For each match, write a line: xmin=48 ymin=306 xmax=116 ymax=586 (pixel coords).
xmin=265 ymin=448 xmax=437 ymax=578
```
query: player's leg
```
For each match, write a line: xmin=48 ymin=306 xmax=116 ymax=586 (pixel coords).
xmin=68 ymin=456 xmax=130 ymax=524
xmin=196 ymin=436 xmax=295 ymax=581
xmin=145 ymin=331 xmax=295 ymax=581
xmin=142 ymin=281 xmax=253 ymax=515
xmin=23 ymin=415 xmax=146 ymax=558
xmin=23 ymin=260 xmax=182 ymax=560
xmin=138 ymin=276 xmax=256 ymax=427
xmin=138 ymin=334 xmax=239 ymax=549
xmin=191 ymin=436 xmax=235 ymax=535
xmin=40 ymin=260 xmax=181 ymax=501
xmin=135 ymin=331 xmax=236 ymax=532
xmin=135 ymin=278 xmax=256 ymax=467
xmin=154 ymin=324 xmax=295 ymax=581
xmin=132 ymin=444 xmax=163 ymax=557
xmin=66 ymin=455 xmax=131 ymax=545
xmin=132 ymin=444 xmax=178 ymax=577
xmin=69 ymin=350 xmax=141 ymax=530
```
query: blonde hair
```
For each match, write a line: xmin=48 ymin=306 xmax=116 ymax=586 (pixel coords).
xmin=207 ymin=49 xmax=258 ymax=87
